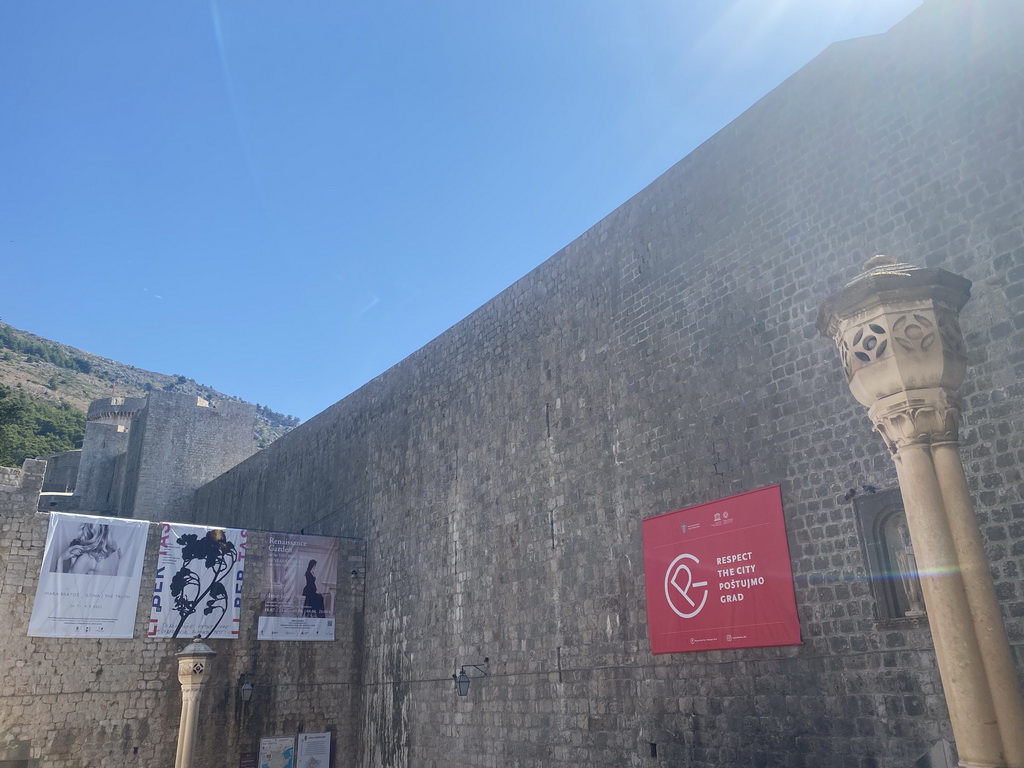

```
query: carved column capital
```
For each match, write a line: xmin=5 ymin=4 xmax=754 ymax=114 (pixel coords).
xmin=177 ymin=658 xmax=210 ymax=687
xmin=817 ymin=258 xmax=971 ymax=409
xmin=818 ymin=258 xmax=1024 ymax=766
xmin=868 ymin=388 xmax=962 ymax=454
xmin=180 ymin=686 xmax=204 ymax=704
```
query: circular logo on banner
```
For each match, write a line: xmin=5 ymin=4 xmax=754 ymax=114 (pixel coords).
xmin=664 ymin=553 xmax=709 ymax=618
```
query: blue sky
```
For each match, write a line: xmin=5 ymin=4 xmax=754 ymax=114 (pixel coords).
xmin=1 ymin=0 xmax=921 ymax=421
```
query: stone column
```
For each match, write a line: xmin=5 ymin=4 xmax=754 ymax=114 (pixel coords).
xmin=174 ymin=638 xmax=217 ymax=768
xmin=818 ymin=256 xmax=1024 ymax=768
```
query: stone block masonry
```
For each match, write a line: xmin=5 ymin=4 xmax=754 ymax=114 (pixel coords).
xmin=71 ymin=396 xmax=147 ymax=514
xmin=192 ymin=1 xmax=1024 ymax=766
xmin=0 ymin=458 xmax=365 ymax=768
xmin=115 ymin=391 xmax=258 ymax=521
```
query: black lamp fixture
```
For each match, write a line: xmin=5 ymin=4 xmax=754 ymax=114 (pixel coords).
xmin=240 ymin=681 xmax=254 ymax=703
xmin=453 ymin=658 xmax=489 ymax=696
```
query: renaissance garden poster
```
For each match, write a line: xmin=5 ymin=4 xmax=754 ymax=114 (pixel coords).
xmin=29 ymin=512 xmax=149 ymax=638
xmin=257 ymin=533 xmax=339 ymax=641
xmin=148 ymin=523 xmax=247 ymax=638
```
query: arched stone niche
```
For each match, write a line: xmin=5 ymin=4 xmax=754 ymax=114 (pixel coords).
xmin=854 ymin=488 xmax=926 ymax=623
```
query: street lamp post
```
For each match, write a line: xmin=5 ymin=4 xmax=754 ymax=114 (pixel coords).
xmin=174 ymin=637 xmax=217 ymax=768
xmin=818 ymin=256 xmax=1024 ymax=768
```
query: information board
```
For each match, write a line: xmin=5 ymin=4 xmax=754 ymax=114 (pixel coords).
xmin=296 ymin=732 xmax=331 ymax=768
xmin=259 ymin=737 xmax=295 ymax=768
xmin=642 ymin=485 xmax=801 ymax=654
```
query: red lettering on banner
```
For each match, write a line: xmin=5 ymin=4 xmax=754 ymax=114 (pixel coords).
xmin=642 ymin=485 xmax=801 ymax=654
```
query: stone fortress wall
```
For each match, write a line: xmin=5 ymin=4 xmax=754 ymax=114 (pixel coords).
xmin=0 ymin=392 xmax=365 ymax=767
xmin=39 ymin=450 xmax=80 ymax=495
xmin=191 ymin=1 xmax=1024 ymax=766
xmin=40 ymin=392 xmax=258 ymax=521
xmin=0 ymin=0 xmax=1022 ymax=766
xmin=116 ymin=393 xmax=257 ymax=521
xmin=72 ymin=397 xmax=147 ymax=514
xmin=0 ymin=460 xmax=366 ymax=767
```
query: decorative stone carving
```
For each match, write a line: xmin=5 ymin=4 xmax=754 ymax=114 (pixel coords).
xmin=868 ymin=389 xmax=962 ymax=454
xmin=180 ymin=687 xmax=203 ymax=704
xmin=174 ymin=638 xmax=216 ymax=768
xmin=838 ymin=320 xmax=889 ymax=378
xmin=819 ymin=256 xmax=1024 ymax=768
xmin=891 ymin=312 xmax=935 ymax=353
xmin=817 ymin=256 xmax=971 ymax=407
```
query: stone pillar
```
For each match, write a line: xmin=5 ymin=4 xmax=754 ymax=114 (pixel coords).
xmin=818 ymin=256 xmax=1024 ymax=768
xmin=174 ymin=638 xmax=217 ymax=768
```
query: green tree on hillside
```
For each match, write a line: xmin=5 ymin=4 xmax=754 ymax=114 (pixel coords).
xmin=0 ymin=385 xmax=86 ymax=467
xmin=0 ymin=324 xmax=92 ymax=374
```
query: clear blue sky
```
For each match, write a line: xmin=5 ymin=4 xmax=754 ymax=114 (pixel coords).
xmin=1 ymin=0 xmax=921 ymax=421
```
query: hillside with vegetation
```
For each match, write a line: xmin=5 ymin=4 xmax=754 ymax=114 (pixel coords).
xmin=0 ymin=322 xmax=299 ymax=466
xmin=0 ymin=384 xmax=86 ymax=467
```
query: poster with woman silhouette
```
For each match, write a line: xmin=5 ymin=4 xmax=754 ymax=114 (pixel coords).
xmin=257 ymin=533 xmax=338 ymax=641
xmin=29 ymin=512 xmax=149 ymax=638
xmin=148 ymin=523 xmax=248 ymax=639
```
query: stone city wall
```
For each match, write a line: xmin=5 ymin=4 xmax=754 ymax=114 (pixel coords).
xmin=193 ymin=1 xmax=1024 ymax=766
xmin=0 ymin=459 xmax=365 ymax=768
xmin=118 ymin=392 xmax=258 ymax=521
xmin=39 ymin=450 xmax=80 ymax=496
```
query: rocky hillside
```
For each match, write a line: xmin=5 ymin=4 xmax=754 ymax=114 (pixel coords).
xmin=0 ymin=322 xmax=298 ymax=448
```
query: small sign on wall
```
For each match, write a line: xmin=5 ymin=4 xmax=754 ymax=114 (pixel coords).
xmin=259 ymin=736 xmax=295 ymax=768
xmin=296 ymin=732 xmax=331 ymax=768
xmin=28 ymin=512 xmax=149 ymax=638
xmin=258 ymin=534 xmax=340 ymax=642
xmin=642 ymin=485 xmax=801 ymax=654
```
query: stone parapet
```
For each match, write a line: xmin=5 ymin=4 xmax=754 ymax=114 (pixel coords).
xmin=87 ymin=396 xmax=148 ymax=424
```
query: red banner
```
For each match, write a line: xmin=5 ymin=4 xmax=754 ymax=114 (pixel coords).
xmin=642 ymin=485 xmax=801 ymax=654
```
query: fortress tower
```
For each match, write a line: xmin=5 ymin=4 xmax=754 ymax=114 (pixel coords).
xmin=72 ymin=396 xmax=148 ymax=513
xmin=46 ymin=392 xmax=258 ymax=520
xmin=116 ymin=392 xmax=257 ymax=520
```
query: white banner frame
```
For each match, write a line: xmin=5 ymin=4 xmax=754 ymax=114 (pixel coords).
xmin=148 ymin=523 xmax=247 ymax=639
xmin=257 ymin=533 xmax=338 ymax=641
xmin=28 ymin=512 xmax=149 ymax=638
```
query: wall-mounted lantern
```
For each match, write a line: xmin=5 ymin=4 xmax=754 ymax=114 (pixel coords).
xmin=452 ymin=658 xmax=489 ymax=697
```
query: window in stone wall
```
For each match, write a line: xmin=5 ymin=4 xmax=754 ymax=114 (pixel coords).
xmin=854 ymin=488 xmax=927 ymax=623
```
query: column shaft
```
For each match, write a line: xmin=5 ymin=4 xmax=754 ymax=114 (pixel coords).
xmin=894 ymin=444 xmax=1003 ymax=768
xmin=175 ymin=688 xmax=202 ymax=768
xmin=174 ymin=695 xmax=191 ymax=768
xmin=932 ymin=442 xmax=1024 ymax=768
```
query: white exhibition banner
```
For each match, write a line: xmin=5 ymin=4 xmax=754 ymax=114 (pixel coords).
xmin=28 ymin=512 xmax=149 ymax=638
xmin=148 ymin=523 xmax=247 ymax=639
xmin=296 ymin=732 xmax=331 ymax=768
xmin=259 ymin=736 xmax=295 ymax=768
xmin=257 ymin=533 xmax=339 ymax=641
